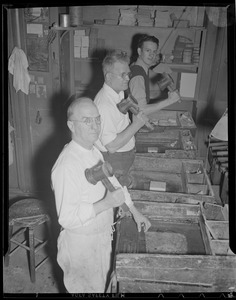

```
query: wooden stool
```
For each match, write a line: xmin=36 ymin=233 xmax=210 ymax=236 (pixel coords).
xmin=4 ymin=198 xmax=51 ymax=283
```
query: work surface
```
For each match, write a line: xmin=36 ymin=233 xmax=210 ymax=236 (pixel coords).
xmin=114 ymin=201 xmax=235 ymax=293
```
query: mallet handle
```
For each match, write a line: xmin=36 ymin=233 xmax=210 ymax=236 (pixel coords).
xmin=102 ymin=178 xmax=129 ymax=212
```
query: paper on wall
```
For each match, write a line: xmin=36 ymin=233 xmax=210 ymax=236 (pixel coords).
xmin=179 ymin=73 xmax=197 ymax=98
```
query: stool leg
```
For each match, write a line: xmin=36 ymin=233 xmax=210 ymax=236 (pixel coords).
xmin=4 ymin=224 xmax=13 ymax=267
xmin=28 ymin=227 xmax=36 ymax=283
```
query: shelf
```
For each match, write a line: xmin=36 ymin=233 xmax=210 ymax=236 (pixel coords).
xmin=52 ymin=25 xmax=92 ymax=30
xmin=52 ymin=24 xmax=206 ymax=31
xmin=168 ymin=63 xmax=198 ymax=73
xmin=92 ymin=24 xmax=206 ymax=31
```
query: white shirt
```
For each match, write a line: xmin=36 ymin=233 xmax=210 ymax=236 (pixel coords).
xmin=94 ymin=83 xmax=135 ymax=152
xmin=51 ymin=140 xmax=114 ymax=234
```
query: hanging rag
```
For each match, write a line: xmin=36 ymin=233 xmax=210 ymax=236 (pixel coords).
xmin=9 ymin=121 xmax=14 ymax=166
xmin=8 ymin=46 xmax=31 ymax=95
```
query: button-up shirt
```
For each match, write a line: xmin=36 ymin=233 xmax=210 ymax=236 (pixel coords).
xmin=94 ymin=83 xmax=135 ymax=152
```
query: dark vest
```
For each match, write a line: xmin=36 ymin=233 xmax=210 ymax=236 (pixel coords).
xmin=128 ymin=65 xmax=150 ymax=104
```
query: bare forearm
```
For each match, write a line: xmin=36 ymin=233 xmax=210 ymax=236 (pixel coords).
xmin=141 ymin=99 xmax=173 ymax=116
xmin=105 ymin=122 xmax=141 ymax=153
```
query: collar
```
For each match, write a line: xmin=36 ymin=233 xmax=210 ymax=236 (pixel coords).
xmin=134 ymin=57 xmax=149 ymax=74
xmin=71 ymin=139 xmax=95 ymax=153
xmin=103 ymin=83 xmax=124 ymax=104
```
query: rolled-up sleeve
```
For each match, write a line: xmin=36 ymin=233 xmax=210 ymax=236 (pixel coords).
xmin=129 ymin=76 xmax=147 ymax=109
xmin=51 ymin=164 xmax=96 ymax=230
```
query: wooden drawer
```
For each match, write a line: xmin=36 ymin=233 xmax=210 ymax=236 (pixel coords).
xmin=129 ymin=156 xmax=215 ymax=203
xmin=139 ymin=110 xmax=196 ymax=136
xmin=135 ymin=129 xmax=197 ymax=159
xmin=114 ymin=201 xmax=236 ymax=293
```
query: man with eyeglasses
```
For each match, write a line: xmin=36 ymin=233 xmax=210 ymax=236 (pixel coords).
xmin=51 ymin=97 xmax=151 ymax=293
xmin=128 ymin=34 xmax=180 ymax=115
xmin=94 ymin=50 xmax=149 ymax=187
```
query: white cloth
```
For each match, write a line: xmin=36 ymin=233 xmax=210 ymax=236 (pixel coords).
xmin=8 ymin=47 xmax=31 ymax=95
xmin=51 ymin=140 xmax=133 ymax=292
xmin=94 ymin=83 xmax=135 ymax=152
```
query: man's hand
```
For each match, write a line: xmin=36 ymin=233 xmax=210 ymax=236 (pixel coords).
xmin=134 ymin=111 xmax=154 ymax=130
xmin=130 ymin=207 xmax=152 ymax=232
xmin=107 ymin=188 xmax=126 ymax=209
xmin=168 ymin=90 xmax=181 ymax=104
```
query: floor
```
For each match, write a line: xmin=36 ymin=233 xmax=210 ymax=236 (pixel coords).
xmin=3 ymin=222 xmax=65 ymax=294
xmin=3 ymin=184 xmax=223 ymax=295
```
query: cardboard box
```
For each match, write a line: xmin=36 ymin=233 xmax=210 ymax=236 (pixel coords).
xmin=74 ymin=35 xmax=82 ymax=46
xmin=81 ymin=47 xmax=89 ymax=58
xmin=74 ymin=46 xmax=81 ymax=58
xmin=81 ymin=36 xmax=89 ymax=47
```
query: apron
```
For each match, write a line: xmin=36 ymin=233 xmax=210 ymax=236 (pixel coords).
xmin=57 ymin=227 xmax=113 ymax=293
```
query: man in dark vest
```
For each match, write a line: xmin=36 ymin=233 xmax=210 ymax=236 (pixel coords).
xmin=129 ymin=34 xmax=180 ymax=116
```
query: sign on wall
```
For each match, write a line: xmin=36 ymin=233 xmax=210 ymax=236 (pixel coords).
xmin=25 ymin=7 xmax=50 ymax=72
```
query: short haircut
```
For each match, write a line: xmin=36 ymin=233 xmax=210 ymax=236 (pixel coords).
xmin=67 ymin=97 xmax=93 ymax=120
xmin=137 ymin=34 xmax=159 ymax=49
xmin=102 ymin=50 xmax=130 ymax=75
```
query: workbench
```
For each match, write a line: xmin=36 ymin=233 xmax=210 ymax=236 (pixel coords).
xmin=135 ymin=129 xmax=197 ymax=159
xmin=139 ymin=110 xmax=197 ymax=137
xmin=111 ymin=201 xmax=235 ymax=293
xmin=128 ymin=155 xmax=215 ymax=204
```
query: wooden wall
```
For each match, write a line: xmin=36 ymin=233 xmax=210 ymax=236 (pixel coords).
xmin=8 ymin=6 xmax=228 ymax=195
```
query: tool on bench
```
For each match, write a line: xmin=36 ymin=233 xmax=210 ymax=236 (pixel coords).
xmin=85 ymin=160 xmax=129 ymax=212
xmin=117 ymin=94 xmax=154 ymax=130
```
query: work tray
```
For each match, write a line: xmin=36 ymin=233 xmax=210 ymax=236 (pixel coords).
xmin=113 ymin=201 xmax=236 ymax=293
xmin=139 ymin=110 xmax=196 ymax=136
xmin=128 ymin=155 xmax=215 ymax=204
xmin=135 ymin=129 xmax=197 ymax=159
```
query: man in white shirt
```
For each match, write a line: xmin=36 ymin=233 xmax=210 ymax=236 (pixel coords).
xmin=51 ymin=97 xmax=151 ymax=293
xmin=94 ymin=51 xmax=148 ymax=187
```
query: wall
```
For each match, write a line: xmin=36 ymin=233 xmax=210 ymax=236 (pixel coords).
xmin=8 ymin=5 xmax=228 ymax=196
xmin=195 ymin=8 xmax=228 ymax=157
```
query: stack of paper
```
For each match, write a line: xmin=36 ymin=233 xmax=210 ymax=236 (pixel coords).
xmin=154 ymin=10 xmax=171 ymax=27
xmin=119 ymin=8 xmax=137 ymax=26
xmin=74 ymin=30 xmax=89 ymax=58
xmin=136 ymin=7 xmax=154 ymax=26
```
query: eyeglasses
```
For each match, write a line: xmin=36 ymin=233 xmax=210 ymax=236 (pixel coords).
xmin=110 ymin=72 xmax=132 ymax=80
xmin=70 ymin=116 xmax=101 ymax=126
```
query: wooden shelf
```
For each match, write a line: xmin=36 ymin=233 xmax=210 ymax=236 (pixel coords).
xmin=52 ymin=25 xmax=91 ymax=30
xmin=168 ymin=63 xmax=198 ymax=73
xmin=52 ymin=24 xmax=206 ymax=31
xmin=92 ymin=24 xmax=206 ymax=31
